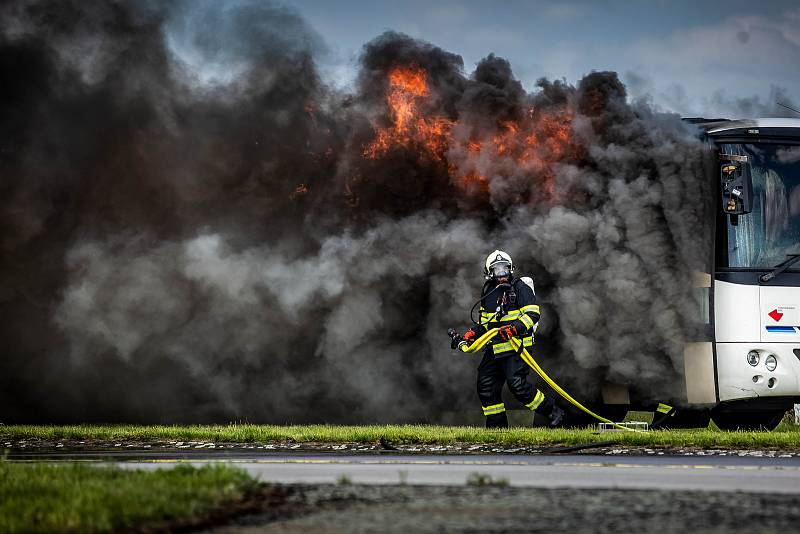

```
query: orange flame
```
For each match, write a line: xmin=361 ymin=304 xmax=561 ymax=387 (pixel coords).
xmin=363 ymin=65 xmax=453 ymax=159
xmin=457 ymin=170 xmax=489 ymax=194
xmin=362 ymin=64 xmax=577 ymax=203
xmin=290 ymin=183 xmax=309 ymax=200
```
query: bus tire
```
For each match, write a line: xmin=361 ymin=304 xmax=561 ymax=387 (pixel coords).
xmin=712 ymin=409 xmax=787 ymax=431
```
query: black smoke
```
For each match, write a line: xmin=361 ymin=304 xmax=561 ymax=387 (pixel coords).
xmin=1 ymin=0 xmax=717 ymax=423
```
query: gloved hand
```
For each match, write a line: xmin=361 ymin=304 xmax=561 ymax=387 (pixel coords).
xmin=497 ymin=324 xmax=518 ymax=342
xmin=463 ymin=329 xmax=477 ymax=343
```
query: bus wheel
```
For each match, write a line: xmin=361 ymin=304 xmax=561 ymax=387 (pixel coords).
xmin=712 ymin=409 xmax=786 ymax=431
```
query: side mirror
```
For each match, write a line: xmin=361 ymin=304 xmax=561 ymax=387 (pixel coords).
xmin=719 ymin=155 xmax=753 ymax=224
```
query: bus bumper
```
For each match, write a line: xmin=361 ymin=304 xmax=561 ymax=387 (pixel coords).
xmin=716 ymin=343 xmax=800 ymax=402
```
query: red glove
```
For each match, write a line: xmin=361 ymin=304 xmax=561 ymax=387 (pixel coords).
xmin=498 ymin=325 xmax=518 ymax=342
xmin=463 ymin=329 xmax=477 ymax=343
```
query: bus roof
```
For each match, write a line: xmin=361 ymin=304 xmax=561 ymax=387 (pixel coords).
xmin=707 ymin=118 xmax=800 ymax=134
xmin=684 ymin=118 xmax=800 ymax=141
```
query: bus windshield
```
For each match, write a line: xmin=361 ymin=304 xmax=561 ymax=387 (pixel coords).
xmin=721 ymin=143 xmax=800 ymax=269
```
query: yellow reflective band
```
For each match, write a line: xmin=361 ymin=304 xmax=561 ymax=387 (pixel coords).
xmin=482 ymin=311 xmax=522 ymax=323
xmin=519 ymin=304 xmax=540 ymax=315
xmin=482 ymin=403 xmax=506 ymax=416
xmin=519 ymin=314 xmax=534 ymax=330
xmin=492 ymin=342 xmax=512 ymax=353
xmin=492 ymin=336 xmax=533 ymax=354
xmin=482 ymin=311 xmax=515 ymax=317
xmin=526 ymin=390 xmax=545 ymax=411
xmin=481 ymin=307 xmax=538 ymax=325
xmin=656 ymin=403 xmax=673 ymax=414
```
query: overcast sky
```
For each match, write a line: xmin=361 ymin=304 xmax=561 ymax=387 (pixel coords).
xmin=280 ymin=0 xmax=800 ymax=117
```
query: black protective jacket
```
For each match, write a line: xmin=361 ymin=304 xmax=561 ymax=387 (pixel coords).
xmin=474 ymin=277 xmax=540 ymax=358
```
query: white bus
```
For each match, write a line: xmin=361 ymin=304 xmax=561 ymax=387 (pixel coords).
xmin=605 ymin=118 xmax=800 ymax=430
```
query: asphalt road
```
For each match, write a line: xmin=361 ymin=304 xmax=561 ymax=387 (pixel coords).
xmin=126 ymin=453 xmax=800 ymax=493
xmin=11 ymin=450 xmax=800 ymax=531
xmin=13 ymin=450 xmax=800 ymax=493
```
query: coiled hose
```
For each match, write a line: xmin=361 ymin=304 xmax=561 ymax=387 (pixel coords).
xmin=456 ymin=327 xmax=640 ymax=432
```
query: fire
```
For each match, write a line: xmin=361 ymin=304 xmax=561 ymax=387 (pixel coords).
xmin=363 ymin=65 xmax=453 ymax=160
xmin=536 ymin=109 xmax=575 ymax=159
xmin=387 ymin=65 xmax=428 ymax=132
xmin=362 ymin=64 xmax=578 ymax=203
xmin=290 ymin=183 xmax=309 ymax=200
xmin=457 ymin=170 xmax=489 ymax=194
xmin=492 ymin=122 xmax=520 ymax=157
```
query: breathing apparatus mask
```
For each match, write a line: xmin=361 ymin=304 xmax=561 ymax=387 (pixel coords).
xmin=489 ymin=261 xmax=512 ymax=281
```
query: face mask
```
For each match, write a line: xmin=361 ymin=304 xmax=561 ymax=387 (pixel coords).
xmin=490 ymin=262 xmax=511 ymax=278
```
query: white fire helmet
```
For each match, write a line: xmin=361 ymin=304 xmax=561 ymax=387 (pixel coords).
xmin=484 ymin=250 xmax=514 ymax=279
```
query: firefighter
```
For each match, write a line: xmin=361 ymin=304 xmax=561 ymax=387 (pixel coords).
xmin=457 ymin=250 xmax=565 ymax=428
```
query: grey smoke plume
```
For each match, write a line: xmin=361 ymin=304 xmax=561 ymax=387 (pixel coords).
xmin=1 ymin=0 xmax=715 ymax=423
xmin=625 ymin=70 xmax=799 ymax=119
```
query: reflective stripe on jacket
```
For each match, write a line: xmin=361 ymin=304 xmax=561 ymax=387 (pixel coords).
xmin=477 ymin=277 xmax=540 ymax=357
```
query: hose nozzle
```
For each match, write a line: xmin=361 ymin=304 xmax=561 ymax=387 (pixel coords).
xmin=447 ymin=328 xmax=463 ymax=350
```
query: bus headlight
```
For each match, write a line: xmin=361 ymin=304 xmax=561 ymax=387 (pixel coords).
xmin=765 ymin=354 xmax=777 ymax=371
xmin=747 ymin=351 xmax=760 ymax=366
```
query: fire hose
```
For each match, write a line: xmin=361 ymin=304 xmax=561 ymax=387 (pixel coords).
xmin=449 ymin=327 xmax=640 ymax=432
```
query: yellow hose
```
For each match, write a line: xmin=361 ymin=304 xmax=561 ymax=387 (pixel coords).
xmin=458 ymin=328 xmax=640 ymax=432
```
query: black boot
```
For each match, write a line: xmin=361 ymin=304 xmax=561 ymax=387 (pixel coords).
xmin=538 ymin=397 xmax=565 ymax=428
xmin=485 ymin=412 xmax=509 ymax=428
xmin=547 ymin=405 xmax=565 ymax=427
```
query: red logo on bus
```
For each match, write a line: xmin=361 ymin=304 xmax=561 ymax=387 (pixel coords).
xmin=768 ymin=309 xmax=784 ymax=322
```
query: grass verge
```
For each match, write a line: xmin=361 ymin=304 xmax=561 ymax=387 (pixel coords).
xmin=2 ymin=422 xmax=800 ymax=449
xmin=0 ymin=461 xmax=256 ymax=533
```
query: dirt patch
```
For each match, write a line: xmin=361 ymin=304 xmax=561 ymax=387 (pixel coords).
xmin=203 ymin=484 xmax=800 ymax=533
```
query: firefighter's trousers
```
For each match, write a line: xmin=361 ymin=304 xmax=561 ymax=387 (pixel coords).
xmin=477 ymin=350 xmax=553 ymax=428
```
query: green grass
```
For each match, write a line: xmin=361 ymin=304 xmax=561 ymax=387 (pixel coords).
xmin=0 ymin=461 xmax=256 ymax=533
xmin=2 ymin=422 xmax=800 ymax=449
xmin=466 ymin=472 xmax=510 ymax=487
